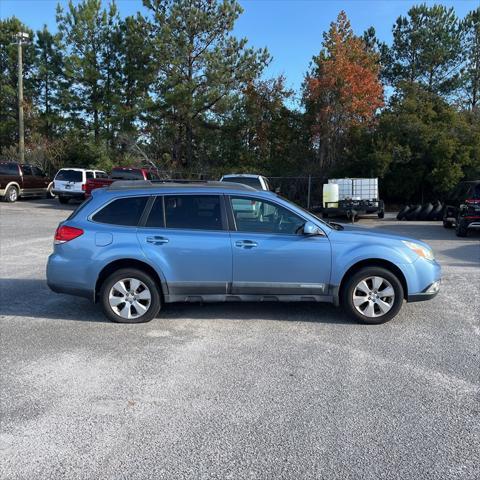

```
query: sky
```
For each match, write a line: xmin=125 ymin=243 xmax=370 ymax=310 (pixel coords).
xmin=1 ymin=0 xmax=478 ymax=95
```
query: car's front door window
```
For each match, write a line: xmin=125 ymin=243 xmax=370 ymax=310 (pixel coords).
xmin=231 ymin=197 xmax=305 ymax=234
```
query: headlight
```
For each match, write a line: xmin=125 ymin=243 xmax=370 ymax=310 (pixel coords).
xmin=402 ymin=241 xmax=435 ymax=261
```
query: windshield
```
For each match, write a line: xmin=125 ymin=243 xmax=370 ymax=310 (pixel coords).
xmin=472 ymin=184 xmax=480 ymax=199
xmin=55 ymin=170 xmax=82 ymax=182
xmin=222 ymin=176 xmax=262 ymax=189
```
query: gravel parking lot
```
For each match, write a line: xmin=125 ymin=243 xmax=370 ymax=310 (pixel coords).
xmin=1 ymin=198 xmax=479 ymax=480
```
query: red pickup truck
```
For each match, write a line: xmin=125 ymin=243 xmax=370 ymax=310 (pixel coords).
xmin=85 ymin=167 xmax=161 ymax=196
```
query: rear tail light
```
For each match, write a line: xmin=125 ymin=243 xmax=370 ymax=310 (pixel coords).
xmin=54 ymin=225 xmax=84 ymax=244
xmin=81 ymin=184 xmax=86 ymax=191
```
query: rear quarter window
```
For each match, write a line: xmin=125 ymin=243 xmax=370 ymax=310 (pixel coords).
xmin=55 ymin=170 xmax=83 ymax=182
xmin=92 ymin=196 xmax=149 ymax=226
xmin=0 ymin=163 xmax=19 ymax=175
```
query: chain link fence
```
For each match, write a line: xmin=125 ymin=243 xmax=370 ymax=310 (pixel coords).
xmin=154 ymin=171 xmax=328 ymax=211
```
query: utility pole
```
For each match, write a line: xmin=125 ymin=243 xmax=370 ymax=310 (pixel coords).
xmin=15 ymin=32 xmax=29 ymax=164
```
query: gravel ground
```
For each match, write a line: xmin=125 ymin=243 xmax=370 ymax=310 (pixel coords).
xmin=0 ymin=198 xmax=479 ymax=480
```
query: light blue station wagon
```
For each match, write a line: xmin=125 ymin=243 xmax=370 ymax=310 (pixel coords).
xmin=47 ymin=181 xmax=441 ymax=324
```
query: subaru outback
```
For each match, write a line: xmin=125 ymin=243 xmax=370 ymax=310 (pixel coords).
xmin=47 ymin=181 xmax=441 ymax=324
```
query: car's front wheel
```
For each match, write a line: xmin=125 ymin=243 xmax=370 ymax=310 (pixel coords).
xmin=100 ymin=268 xmax=161 ymax=323
xmin=342 ymin=267 xmax=404 ymax=324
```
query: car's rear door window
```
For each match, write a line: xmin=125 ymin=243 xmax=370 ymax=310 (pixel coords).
xmin=165 ymin=195 xmax=223 ymax=230
xmin=86 ymin=171 xmax=94 ymax=179
xmin=92 ymin=196 xmax=149 ymax=226
xmin=145 ymin=197 xmax=165 ymax=227
xmin=22 ymin=165 xmax=33 ymax=176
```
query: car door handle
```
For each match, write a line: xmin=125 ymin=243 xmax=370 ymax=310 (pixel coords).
xmin=235 ymin=240 xmax=258 ymax=248
xmin=146 ymin=236 xmax=169 ymax=245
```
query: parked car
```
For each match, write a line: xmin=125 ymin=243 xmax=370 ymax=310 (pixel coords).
xmin=85 ymin=167 xmax=162 ymax=197
xmin=53 ymin=168 xmax=107 ymax=204
xmin=443 ymin=180 xmax=480 ymax=237
xmin=47 ymin=181 xmax=441 ymax=325
xmin=220 ymin=173 xmax=271 ymax=190
xmin=0 ymin=162 xmax=53 ymax=202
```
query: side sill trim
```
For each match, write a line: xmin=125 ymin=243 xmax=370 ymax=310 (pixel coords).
xmin=164 ymin=294 xmax=334 ymax=304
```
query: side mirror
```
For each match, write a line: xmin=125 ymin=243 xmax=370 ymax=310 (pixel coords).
xmin=303 ymin=221 xmax=321 ymax=236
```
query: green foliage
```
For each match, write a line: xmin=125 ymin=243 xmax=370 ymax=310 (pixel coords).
xmin=0 ymin=17 xmax=35 ymax=149
xmin=143 ymin=0 xmax=270 ymax=168
xmin=0 ymin=2 xmax=477 ymax=204
xmin=460 ymin=7 xmax=480 ymax=110
xmin=384 ymin=4 xmax=464 ymax=96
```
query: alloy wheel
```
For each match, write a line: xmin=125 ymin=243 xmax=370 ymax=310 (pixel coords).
xmin=352 ymin=276 xmax=395 ymax=318
xmin=108 ymin=278 xmax=152 ymax=320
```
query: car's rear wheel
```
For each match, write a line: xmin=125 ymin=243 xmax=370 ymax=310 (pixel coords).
xmin=342 ymin=267 xmax=404 ymax=324
xmin=100 ymin=268 xmax=161 ymax=323
xmin=58 ymin=196 xmax=69 ymax=204
xmin=4 ymin=185 xmax=18 ymax=203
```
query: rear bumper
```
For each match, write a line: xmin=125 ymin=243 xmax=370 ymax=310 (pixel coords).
xmin=53 ymin=190 xmax=85 ymax=199
xmin=46 ymin=253 xmax=94 ymax=301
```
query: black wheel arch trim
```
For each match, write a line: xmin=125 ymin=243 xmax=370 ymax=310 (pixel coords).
xmin=94 ymin=258 xmax=167 ymax=302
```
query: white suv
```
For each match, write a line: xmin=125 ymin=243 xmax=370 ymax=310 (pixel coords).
xmin=220 ymin=174 xmax=270 ymax=191
xmin=53 ymin=168 xmax=107 ymax=204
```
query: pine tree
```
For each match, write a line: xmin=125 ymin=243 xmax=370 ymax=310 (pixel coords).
xmin=143 ymin=0 xmax=270 ymax=168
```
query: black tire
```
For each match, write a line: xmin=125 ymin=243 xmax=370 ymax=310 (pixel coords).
xmin=377 ymin=210 xmax=385 ymax=219
xmin=58 ymin=196 xmax=69 ymax=204
xmin=100 ymin=268 xmax=161 ymax=323
xmin=455 ymin=220 xmax=468 ymax=237
xmin=428 ymin=203 xmax=442 ymax=220
xmin=418 ymin=203 xmax=433 ymax=221
xmin=443 ymin=219 xmax=453 ymax=229
xmin=341 ymin=267 xmax=404 ymax=324
xmin=4 ymin=185 xmax=19 ymax=203
xmin=405 ymin=204 xmax=421 ymax=221
xmin=396 ymin=205 xmax=410 ymax=220
xmin=433 ymin=205 xmax=445 ymax=221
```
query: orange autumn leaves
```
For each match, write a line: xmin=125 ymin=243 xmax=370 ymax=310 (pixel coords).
xmin=306 ymin=11 xmax=384 ymax=130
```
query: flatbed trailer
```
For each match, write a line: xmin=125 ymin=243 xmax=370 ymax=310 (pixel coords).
xmin=318 ymin=178 xmax=384 ymax=222
xmin=321 ymin=199 xmax=385 ymax=222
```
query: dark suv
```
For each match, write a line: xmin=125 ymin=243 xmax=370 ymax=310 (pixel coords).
xmin=443 ymin=180 xmax=480 ymax=237
xmin=0 ymin=162 xmax=53 ymax=202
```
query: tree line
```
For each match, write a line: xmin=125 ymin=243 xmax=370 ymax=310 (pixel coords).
xmin=0 ymin=0 xmax=479 ymax=202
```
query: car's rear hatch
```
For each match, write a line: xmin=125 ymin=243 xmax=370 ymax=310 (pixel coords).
xmin=54 ymin=170 xmax=84 ymax=193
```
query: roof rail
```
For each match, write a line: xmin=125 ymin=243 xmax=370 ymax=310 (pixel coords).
xmin=106 ymin=179 xmax=256 ymax=191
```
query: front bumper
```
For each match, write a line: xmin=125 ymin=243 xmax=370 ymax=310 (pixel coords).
xmin=407 ymin=280 xmax=441 ymax=302
xmin=405 ymin=258 xmax=441 ymax=303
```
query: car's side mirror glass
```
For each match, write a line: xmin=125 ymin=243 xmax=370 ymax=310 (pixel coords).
xmin=303 ymin=221 xmax=321 ymax=236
